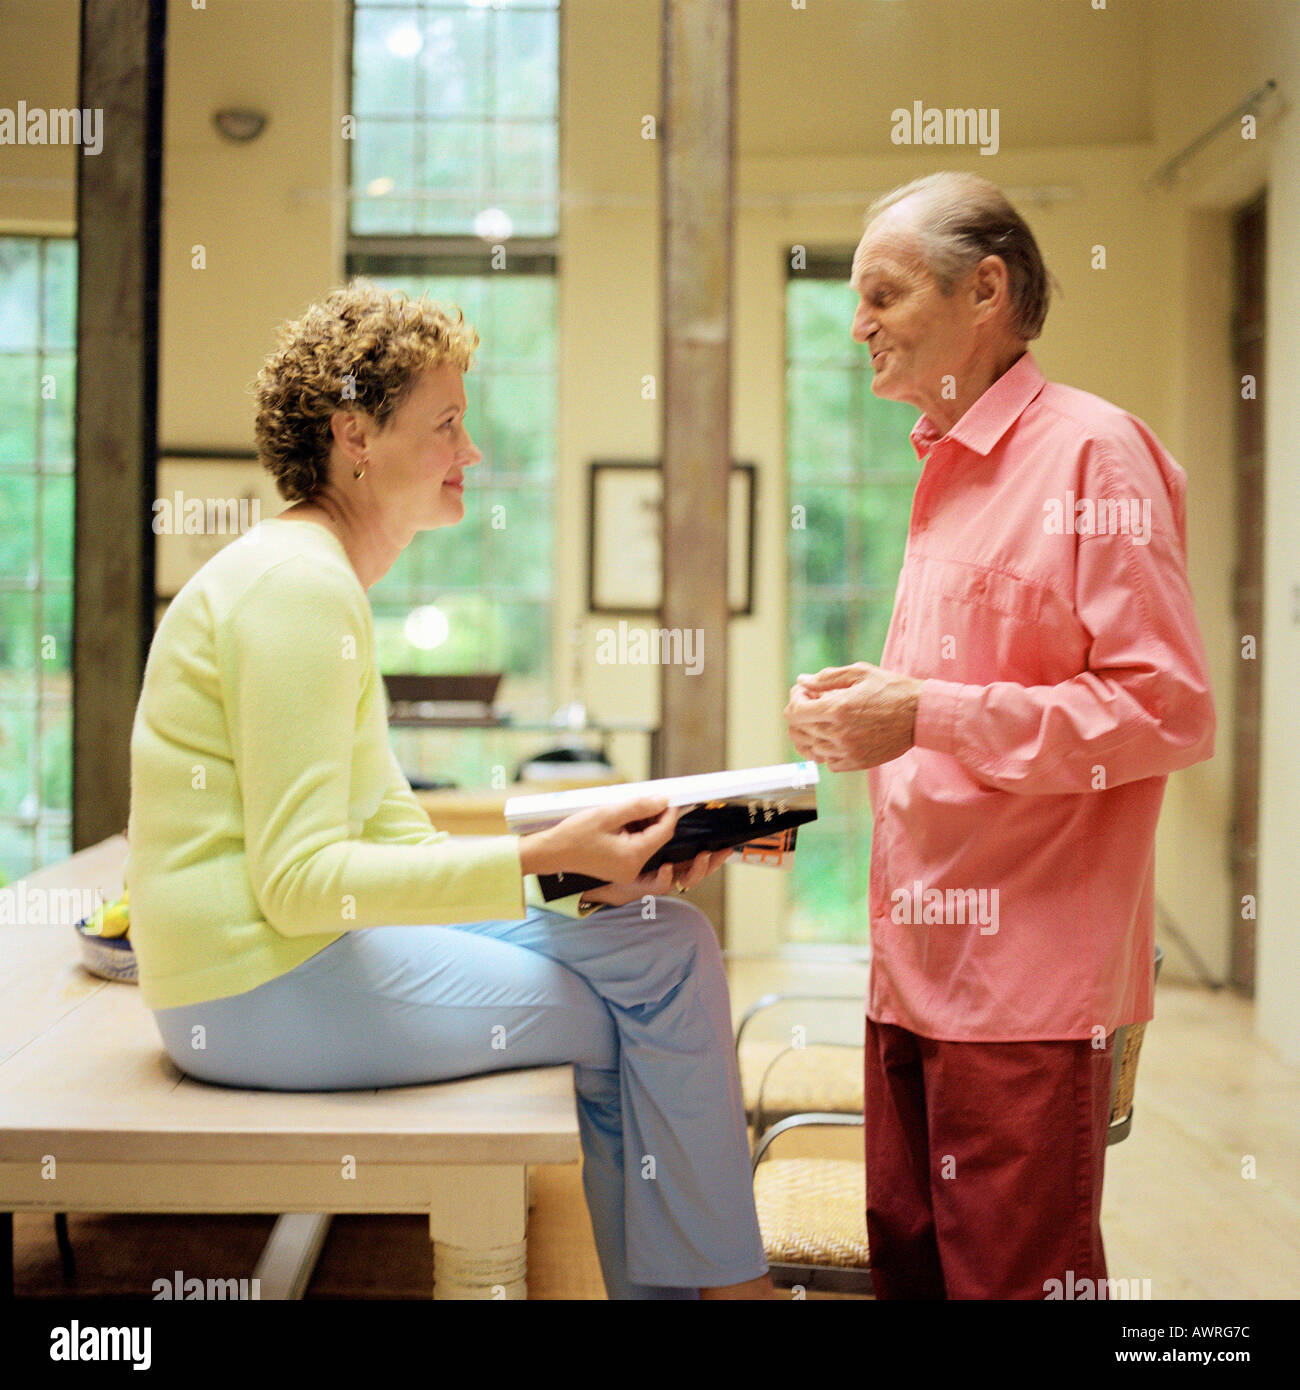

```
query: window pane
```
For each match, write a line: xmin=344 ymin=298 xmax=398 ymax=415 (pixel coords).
xmin=425 ymin=506 xmax=483 ymax=589
xmin=0 ymin=474 xmax=37 ymax=581
xmin=853 ymin=600 xmax=895 ymax=668
xmin=418 ymin=120 xmax=486 ymax=235
xmin=495 ymin=600 xmax=550 ymax=708
xmin=480 ymin=485 xmax=551 ymax=589
xmin=494 ymin=7 xmax=558 ymax=119
xmin=351 ymin=120 xmax=419 ymax=234
xmin=787 ymin=278 xmax=857 ymax=367
xmin=0 ymin=240 xmax=39 ymax=350
xmin=853 ymin=481 xmax=916 ymax=589
xmin=482 ymin=372 xmax=552 ymax=478
xmin=352 ymin=6 xmax=422 ymax=116
xmin=0 ymin=354 xmax=39 ymax=465
xmin=36 ymin=817 xmax=71 ymax=870
xmin=789 ymin=484 xmax=848 ymax=590
xmin=40 ymin=352 xmax=75 ymax=469
xmin=39 ymin=473 xmax=73 ymax=585
xmin=0 ymin=691 xmax=36 ymax=830
xmin=0 ymin=591 xmax=37 ymax=703
xmin=39 ymin=697 xmax=71 ymax=811
xmin=787 ymin=365 xmax=854 ymax=481
xmin=485 ymin=278 xmax=554 ymax=365
xmin=41 ymin=587 xmax=72 ymax=676
xmin=41 ymin=240 xmax=77 ymax=350
xmin=423 ymin=8 xmax=489 ymax=118
xmin=862 ymin=394 xmax=922 ymax=471
xmin=788 ymin=597 xmax=852 ymax=680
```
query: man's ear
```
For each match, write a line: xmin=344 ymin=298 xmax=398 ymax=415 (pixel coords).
xmin=971 ymin=255 xmax=1010 ymax=321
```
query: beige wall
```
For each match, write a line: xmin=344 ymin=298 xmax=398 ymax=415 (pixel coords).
xmin=3 ymin=1 xmax=1292 ymax=1049
xmin=1147 ymin=0 xmax=1300 ymax=1062
xmin=0 ymin=0 xmax=78 ymax=233
xmin=157 ymin=0 xmax=347 ymax=449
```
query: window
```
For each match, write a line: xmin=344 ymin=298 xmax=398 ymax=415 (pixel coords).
xmin=351 ymin=0 xmax=559 ymax=239
xmin=785 ymin=262 xmax=920 ymax=944
xmin=349 ymin=0 xmax=560 ymax=784
xmin=0 ymin=237 xmax=76 ymax=882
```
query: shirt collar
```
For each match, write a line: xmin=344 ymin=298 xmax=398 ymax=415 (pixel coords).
xmin=909 ymin=350 xmax=1047 ymax=460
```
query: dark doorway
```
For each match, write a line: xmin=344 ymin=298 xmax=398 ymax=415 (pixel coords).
xmin=1229 ymin=191 xmax=1265 ymax=997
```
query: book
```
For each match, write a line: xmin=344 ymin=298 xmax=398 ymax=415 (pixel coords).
xmin=504 ymin=761 xmax=819 ymax=901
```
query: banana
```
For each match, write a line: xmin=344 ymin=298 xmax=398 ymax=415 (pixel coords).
xmin=83 ymin=889 xmax=130 ymax=939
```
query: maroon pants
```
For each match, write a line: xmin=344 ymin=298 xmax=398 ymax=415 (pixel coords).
xmin=863 ymin=1018 xmax=1114 ymax=1300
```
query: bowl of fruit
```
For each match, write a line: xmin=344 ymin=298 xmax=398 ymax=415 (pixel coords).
xmin=74 ymin=889 xmax=137 ymax=983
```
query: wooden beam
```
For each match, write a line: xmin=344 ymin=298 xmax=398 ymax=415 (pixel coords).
xmin=73 ymin=0 xmax=166 ymax=849
xmin=660 ymin=0 xmax=734 ymax=937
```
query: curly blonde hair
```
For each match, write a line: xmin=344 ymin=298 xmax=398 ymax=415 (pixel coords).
xmin=253 ymin=279 xmax=479 ymax=501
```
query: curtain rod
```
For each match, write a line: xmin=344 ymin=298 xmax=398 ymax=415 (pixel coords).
xmin=1149 ymin=78 xmax=1279 ymax=188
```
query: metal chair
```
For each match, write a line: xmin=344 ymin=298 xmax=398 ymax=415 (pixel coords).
xmin=747 ymin=948 xmax=1164 ymax=1294
xmin=735 ymin=992 xmax=864 ymax=1138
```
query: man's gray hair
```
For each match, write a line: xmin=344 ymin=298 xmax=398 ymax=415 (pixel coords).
xmin=867 ymin=173 xmax=1052 ymax=341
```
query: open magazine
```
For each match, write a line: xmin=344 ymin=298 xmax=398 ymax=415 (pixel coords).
xmin=505 ymin=761 xmax=819 ymax=901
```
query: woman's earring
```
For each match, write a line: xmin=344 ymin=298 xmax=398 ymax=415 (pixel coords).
xmin=353 ymin=455 xmax=367 ymax=481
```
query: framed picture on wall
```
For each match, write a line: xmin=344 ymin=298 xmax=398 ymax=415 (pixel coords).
xmin=153 ymin=452 xmax=285 ymax=600
xmin=587 ymin=460 xmax=755 ymax=615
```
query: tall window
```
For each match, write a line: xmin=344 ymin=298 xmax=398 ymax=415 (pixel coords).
xmin=349 ymin=0 xmax=560 ymax=785
xmin=0 ymin=237 xmax=76 ymax=882
xmin=785 ymin=262 xmax=920 ymax=944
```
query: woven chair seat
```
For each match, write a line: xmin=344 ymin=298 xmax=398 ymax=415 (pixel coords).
xmin=740 ymin=1042 xmax=864 ymax=1117
xmin=1111 ymin=1022 xmax=1147 ymax=1122
xmin=754 ymin=1158 xmax=870 ymax=1270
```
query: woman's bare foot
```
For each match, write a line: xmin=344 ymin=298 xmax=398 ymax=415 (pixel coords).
xmin=699 ymin=1273 xmax=784 ymax=1300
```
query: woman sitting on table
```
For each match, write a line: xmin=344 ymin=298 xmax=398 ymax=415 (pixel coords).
xmin=125 ymin=281 xmax=772 ymax=1301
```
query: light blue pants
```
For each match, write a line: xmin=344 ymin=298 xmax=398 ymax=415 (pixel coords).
xmin=151 ymin=897 xmax=768 ymax=1299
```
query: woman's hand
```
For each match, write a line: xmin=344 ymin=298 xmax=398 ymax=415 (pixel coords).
xmin=581 ymin=847 xmax=732 ymax=909
xmin=518 ymin=795 xmax=682 ymax=885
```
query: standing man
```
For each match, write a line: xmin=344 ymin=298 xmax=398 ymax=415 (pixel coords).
xmin=784 ymin=172 xmax=1215 ymax=1300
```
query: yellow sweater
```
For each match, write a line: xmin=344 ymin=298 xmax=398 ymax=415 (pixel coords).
xmin=127 ymin=517 xmax=572 ymax=1012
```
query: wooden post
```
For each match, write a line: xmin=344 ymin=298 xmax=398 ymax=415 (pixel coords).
xmin=73 ymin=0 xmax=166 ymax=849
xmin=660 ymin=0 xmax=734 ymax=938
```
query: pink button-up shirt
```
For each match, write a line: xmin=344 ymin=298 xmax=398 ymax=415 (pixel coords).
xmin=866 ymin=352 xmax=1215 ymax=1041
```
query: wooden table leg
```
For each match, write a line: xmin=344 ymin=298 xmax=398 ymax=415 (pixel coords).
xmin=428 ymin=1165 xmax=528 ymax=1300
